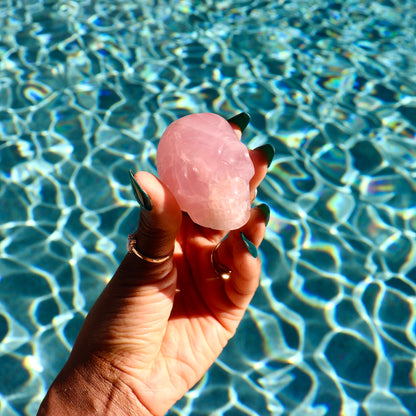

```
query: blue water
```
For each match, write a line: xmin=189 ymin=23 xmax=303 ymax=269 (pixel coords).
xmin=1 ymin=0 xmax=416 ymax=414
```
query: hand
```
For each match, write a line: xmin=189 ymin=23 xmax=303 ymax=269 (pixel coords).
xmin=37 ymin=116 xmax=273 ymax=416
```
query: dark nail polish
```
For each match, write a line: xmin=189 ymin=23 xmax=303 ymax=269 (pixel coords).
xmin=256 ymin=203 xmax=270 ymax=226
xmin=240 ymin=232 xmax=258 ymax=258
xmin=129 ymin=170 xmax=153 ymax=211
xmin=255 ymin=144 xmax=275 ymax=167
xmin=227 ymin=112 xmax=250 ymax=132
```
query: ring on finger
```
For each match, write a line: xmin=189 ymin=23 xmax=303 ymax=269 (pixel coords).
xmin=127 ymin=234 xmax=173 ymax=264
xmin=211 ymin=240 xmax=232 ymax=280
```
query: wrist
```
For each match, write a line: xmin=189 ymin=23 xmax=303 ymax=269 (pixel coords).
xmin=37 ymin=354 xmax=152 ymax=416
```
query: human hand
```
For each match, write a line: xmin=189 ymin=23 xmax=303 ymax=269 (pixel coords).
xmin=37 ymin=113 xmax=274 ymax=416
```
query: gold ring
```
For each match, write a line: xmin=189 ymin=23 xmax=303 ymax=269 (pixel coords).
xmin=211 ymin=240 xmax=232 ymax=280
xmin=127 ymin=234 xmax=173 ymax=264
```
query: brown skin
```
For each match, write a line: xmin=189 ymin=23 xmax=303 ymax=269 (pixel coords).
xmin=37 ymin=124 xmax=270 ymax=416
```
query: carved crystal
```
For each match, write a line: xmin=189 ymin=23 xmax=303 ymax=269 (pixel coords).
xmin=157 ymin=113 xmax=255 ymax=230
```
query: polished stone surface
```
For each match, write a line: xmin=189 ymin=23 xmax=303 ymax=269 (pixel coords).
xmin=157 ymin=113 xmax=254 ymax=229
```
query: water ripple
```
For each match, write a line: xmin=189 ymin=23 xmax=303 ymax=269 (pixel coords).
xmin=1 ymin=0 xmax=416 ymax=415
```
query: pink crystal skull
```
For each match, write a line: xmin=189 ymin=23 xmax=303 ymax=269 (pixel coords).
xmin=157 ymin=113 xmax=255 ymax=230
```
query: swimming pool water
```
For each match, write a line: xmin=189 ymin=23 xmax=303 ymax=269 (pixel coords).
xmin=1 ymin=0 xmax=416 ymax=414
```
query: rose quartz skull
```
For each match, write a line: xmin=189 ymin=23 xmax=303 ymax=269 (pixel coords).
xmin=157 ymin=113 xmax=255 ymax=230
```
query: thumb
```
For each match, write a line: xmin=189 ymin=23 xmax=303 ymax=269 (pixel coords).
xmin=66 ymin=171 xmax=182 ymax=367
xmin=124 ymin=170 xmax=182 ymax=278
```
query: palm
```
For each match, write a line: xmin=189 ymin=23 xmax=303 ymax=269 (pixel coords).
xmin=122 ymin=215 xmax=259 ymax=414
xmin=173 ymin=215 xmax=249 ymax=329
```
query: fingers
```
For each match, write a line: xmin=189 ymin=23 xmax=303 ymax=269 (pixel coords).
xmin=214 ymin=204 xmax=269 ymax=309
xmin=124 ymin=170 xmax=182 ymax=279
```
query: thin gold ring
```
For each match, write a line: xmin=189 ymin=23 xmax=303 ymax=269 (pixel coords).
xmin=127 ymin=234 xmax=173 ymax=264
xmin=211 ymin=240 xmax=232 ymax=280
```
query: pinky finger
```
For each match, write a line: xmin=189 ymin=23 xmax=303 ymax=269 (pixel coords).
xmin=222 ymin=204 xmax=270 ymax=309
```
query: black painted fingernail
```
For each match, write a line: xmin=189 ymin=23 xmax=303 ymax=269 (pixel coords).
xmin=227 ymin=112 xmax=250 ymax=132
xmin=254 ymin=144 xmax=275 ymax=167
xmin=240 ymin=232 xmax=258 ymax=258
xmin=129 ymin=170 xmax=153 ymax=211
xmin=256 ymin=203 xmax=270 ymax=226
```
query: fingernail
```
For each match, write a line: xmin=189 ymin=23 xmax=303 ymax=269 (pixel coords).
xmin=129 ymin=170 xmax=153 ymax=211
xmin=256 ymin=203 xmax=270 ymax=226
xmin=240 ymin=232 xmax=258 ymax=258
xmin=254 ymin=144 xmax=275 ymax=167
xmin=227 ymin=112 xmax=250 ymax=132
